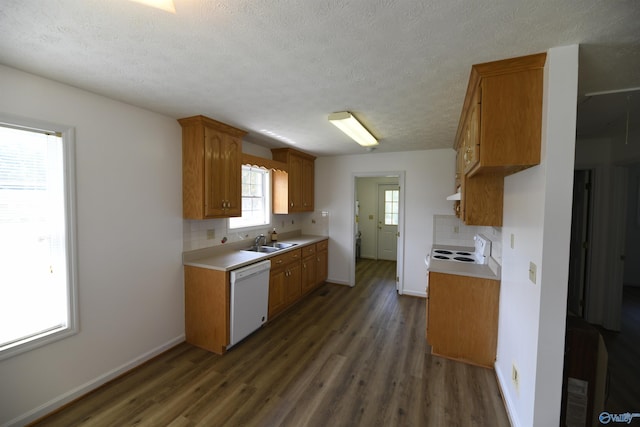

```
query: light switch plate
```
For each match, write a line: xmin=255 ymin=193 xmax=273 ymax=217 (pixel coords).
xmin=529 ymin=262 xmax=537 ymax=284
xmin=510 ymin=233 xmax=515 ymax=249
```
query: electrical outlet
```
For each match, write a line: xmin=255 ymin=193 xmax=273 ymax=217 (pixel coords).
xmin=453 ymin=226 xmax=459 ymax=233
xmin=206 ymin=229 xmax=215 ymax=240
xmin=512 ymin=363 xmax=520 ymax=394
xmin=529 ymin=262 xmax=537 ymax=284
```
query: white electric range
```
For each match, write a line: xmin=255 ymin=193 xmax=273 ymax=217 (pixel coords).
xmin=425 ymin=234 xmax=491 ymax=268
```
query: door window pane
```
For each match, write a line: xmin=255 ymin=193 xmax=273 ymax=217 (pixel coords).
xmin=384 ymin=189 xmax=399 ymax=225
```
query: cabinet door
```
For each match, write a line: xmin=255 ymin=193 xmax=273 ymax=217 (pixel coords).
xmin=288 ymin=154 xmax=303 ymax=211
xmin=301 ymin=157 xmax=314 ymax=211
xmin=301 ymin=255 xmax=316 ymax=295
xmin=315 ymin=248 xmax=328 ymax=286
xmin=268 ymin=268 xmax=287 ymax=318
xmin=204 ymin=127 xmax=226 ymax=217
xmin=285 ymin=262 xmax=301 ymax=305
xmin=222 ymin=135 xmax=242 ymax=217
xmin=271 ymin=148 xmax=316 ymax=214
xmin=463 ymin=94 xmax=481 ymax=175
xmin=204 ymin=129 xmax=241 ymax=218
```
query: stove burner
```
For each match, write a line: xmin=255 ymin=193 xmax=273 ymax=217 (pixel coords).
xmin=453 ymin=256 xmax=474 ymax=262
xmin=433 ymin=255 xmax=450 ymax=260
xmin=434 ymin=250 xmax=453 ymax=255
xmin=456 ymin=251 xmax=472 ymax=256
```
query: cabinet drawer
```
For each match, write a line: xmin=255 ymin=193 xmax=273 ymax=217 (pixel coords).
xmin=270 ymin=248 xmax=301 ymax=268
xmin=316 ymin=239 xmax=328 ymax=251
xmin=302 ymin=244 xmax=316 ymax=257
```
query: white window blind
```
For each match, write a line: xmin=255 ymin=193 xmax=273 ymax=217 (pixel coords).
xmin=228 ymin=166 xmax=271 ymax=230
xmin=0 ymin=121 xmax=77 ymax=359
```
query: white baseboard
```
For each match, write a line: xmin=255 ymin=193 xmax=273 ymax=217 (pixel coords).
xmin=327 ymin=277 xmax=351 ymax=286
xmin=495 ymin=361 xmax=519 ymax=427
xmin=6 ymin=335 xmax=185 ymax=427
xmin=400 ymin=289 xmax=426 ymax=298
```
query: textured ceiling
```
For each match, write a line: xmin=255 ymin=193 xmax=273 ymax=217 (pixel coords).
xmin=0 ymin=0 xmax=639 ymax=156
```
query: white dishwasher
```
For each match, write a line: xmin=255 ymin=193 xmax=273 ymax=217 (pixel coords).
xmin=229 ymin=260 xmax=271 ymax=348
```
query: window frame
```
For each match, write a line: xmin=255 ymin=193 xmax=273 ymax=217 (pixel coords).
xmin=0 ymin=114 xmax=79 ymax=361
xmin=228 ymin=165 xmax=272 ymax=232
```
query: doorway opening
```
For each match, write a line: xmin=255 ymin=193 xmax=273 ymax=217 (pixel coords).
xmin=352 ymin=172 xmax=405 ymax=293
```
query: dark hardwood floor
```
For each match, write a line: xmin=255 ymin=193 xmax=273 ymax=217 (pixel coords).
xmin=598 ymin=285 xmax=640 ymax=414
xmin=34 ymin=259 xmax=510 ymax=426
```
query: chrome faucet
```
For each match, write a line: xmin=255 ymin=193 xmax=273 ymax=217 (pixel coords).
xmin=254 ymin=234 xmax=266 ymax=247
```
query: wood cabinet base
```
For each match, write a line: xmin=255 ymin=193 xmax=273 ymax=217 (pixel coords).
xmin=184 ymin=266 xmax=229 ymax=355
xmin=427 ymin=271 xmax=500 ymax=368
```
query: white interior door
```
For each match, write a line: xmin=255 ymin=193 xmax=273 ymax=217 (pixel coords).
xmin=377 ymin=184 xmax=399 ymax=261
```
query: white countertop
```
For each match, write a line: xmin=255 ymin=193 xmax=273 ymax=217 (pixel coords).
xmin=427 ymin=244 xmax=501 ymax=281
xmin=183 ymin=234 xmax=328 ymax=272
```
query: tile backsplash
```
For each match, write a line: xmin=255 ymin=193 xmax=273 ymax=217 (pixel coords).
xmin=433 ymin=215 xmax=502 ymax=264
xmin=183 ymin=211 xmax=329 ymax=251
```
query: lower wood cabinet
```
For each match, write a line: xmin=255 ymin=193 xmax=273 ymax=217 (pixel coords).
xmin=184 ymin=266 xmax=229 ymax=355
xmin=427 ymin=271 xmax=500 ymax=367
xmin=269 ymin=239 xmax=329 ymax=319
xmin=184 ymin=239 xmax=330 ymax=355
xmin=268 ymin=249 xmax=302 ymax=318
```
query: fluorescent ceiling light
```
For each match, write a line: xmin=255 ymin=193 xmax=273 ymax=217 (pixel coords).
xmin=328 ymin=112 xmax=378 ymax=147
xmin=129 ymin=0 xmax=176 ymax=13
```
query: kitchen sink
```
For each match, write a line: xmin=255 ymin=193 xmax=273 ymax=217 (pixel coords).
xmin=242 ymin=242 xmax=297 ymax=253
xmin=243 ymin=245 xmax=281 ymax=253
xmin=270 ymin=242 xmax=297 ymax=249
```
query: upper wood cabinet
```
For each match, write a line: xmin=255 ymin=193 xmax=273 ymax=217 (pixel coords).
xmin=455 ymin=53 xmax=546 ymax=177
xmin=178 ymin=115 xmax=247 ymax=219
xmin=271 ymin=148 xmax=316 ymax=213
xmin=453 ymin=53 xmax=546 ymax=226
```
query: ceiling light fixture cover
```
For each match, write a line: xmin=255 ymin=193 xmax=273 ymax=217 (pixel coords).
xmin=130 ymin=0 xmax=176 ymax=13
xmin=328 ymin=112 xmax=378 ymax=147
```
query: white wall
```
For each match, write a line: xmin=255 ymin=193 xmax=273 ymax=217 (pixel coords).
xmin=315 ymin=149 xmax=455 ymax=296
xmin=0 ymin=65 xmax=184 ymax=426
xmin=495 ymin=45 xmax=578 ymax=427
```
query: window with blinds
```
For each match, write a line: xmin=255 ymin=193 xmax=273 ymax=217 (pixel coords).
xmin=0 ymin=120 xmax=78 ymax=360
xmin=228 ymin=165 xmax=271 ymax=230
